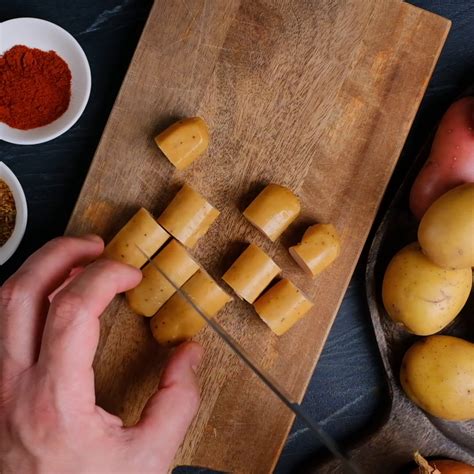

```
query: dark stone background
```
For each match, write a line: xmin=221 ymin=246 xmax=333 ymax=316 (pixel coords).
xmin=1 ymin=1 xmax=472 ymax=472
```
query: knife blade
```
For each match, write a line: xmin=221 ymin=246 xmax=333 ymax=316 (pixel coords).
xmin=135 ymin=244 xmax=362 ymax=474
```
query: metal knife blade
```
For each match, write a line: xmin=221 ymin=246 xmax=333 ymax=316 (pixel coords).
xmin=135 ymin=244 xmax=362 ymax=474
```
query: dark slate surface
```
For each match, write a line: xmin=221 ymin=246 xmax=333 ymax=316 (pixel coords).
xmin=0 ymin=1 xmax=472 ymax=473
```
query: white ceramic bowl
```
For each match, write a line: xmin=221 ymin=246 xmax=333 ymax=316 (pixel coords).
xmin=0 ymin=163 xmax=27 ymax=265
xmin=0 ymin=18 xmax=91 ymax=145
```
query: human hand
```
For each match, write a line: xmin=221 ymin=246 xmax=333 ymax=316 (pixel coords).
xmin=0 ymin=236 xmax=203 ymax=474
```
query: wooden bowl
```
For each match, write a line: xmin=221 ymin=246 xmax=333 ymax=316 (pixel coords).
xmin=308 ymin=88 xmax=474 ymax=473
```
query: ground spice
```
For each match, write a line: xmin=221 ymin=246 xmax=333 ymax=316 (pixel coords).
xmin=0 ymin=45 xmax=72 ymax=130
xmin=0 ymin=179 xmax=16 ymax=246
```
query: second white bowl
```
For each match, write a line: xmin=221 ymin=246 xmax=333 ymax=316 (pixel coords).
xmin=0 ymin=162 xmax=28 ymax=265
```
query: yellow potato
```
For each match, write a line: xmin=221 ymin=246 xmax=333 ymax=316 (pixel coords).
xmin=289 ymin=224 xmax=341 ymax=277
xmin=382 ymin=242 xmax=471 ymax=335
xmin=418 ymin=183 xmax=474 ymax=269
xmin=401 ymin=335 xmax=474 ymax=421
xmin=155 ymin=117 xmax=209 ymax=170
xmin=243 ymin=184 xmax=300 ymax=241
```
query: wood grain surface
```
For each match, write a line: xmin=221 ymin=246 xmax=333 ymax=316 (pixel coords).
xmin=66 ymin=1 xmax=450 ymax=472
xmin=311 ymin=87 xmax=474 ymax=474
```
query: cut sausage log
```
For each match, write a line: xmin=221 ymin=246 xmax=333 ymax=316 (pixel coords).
xmin=150 ymin=269 xmax=232 ymax=346
xmin=158 ymin=184 xmax=220 ymax=248
xmin=243 ymin=184 xmax=300 ymax=241
xmin=289 ymin=224 xmax=341 ymax=277
xmin=222 ymin=243 xmax=281 ymax=303
xmin=126 ymin=239 xmax=199 ymax=316
xmin=103 ymin=207 xmax=169 ymax=268
xmin=253 ymin=278 xmax=313 ymax=336
xmin=155 ymin=117 xmax=209 ymax=170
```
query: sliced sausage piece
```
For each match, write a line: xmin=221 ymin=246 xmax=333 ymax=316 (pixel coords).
xmin=289 ymin=224 xmax=341 ymax=277
xmin=103 ymin=207 xmax=169 ymax=268
xmin=126 ymin=239 xmax=199 ymax=316
xmin=150 ymin=269 xmax=232 ymax=346
xmin=243 ymin=184 xmax=300 ymax=241
xmin=253 ymin=278 xmax=313 ymax=336
xmin=222 ymin=243 xmax=281 ymax=303
xmin=158 ymin=184 xmax=220 ymax=248
xmin=155 ymin=117 xmax=209 ymax=170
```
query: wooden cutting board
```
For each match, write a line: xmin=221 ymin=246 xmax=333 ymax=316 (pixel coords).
xmin=66 ymin=1 xmax=450 ymax=472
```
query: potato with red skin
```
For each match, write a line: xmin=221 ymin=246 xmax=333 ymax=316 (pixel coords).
xmin=410 ymin=97 xmax=474 ymax=219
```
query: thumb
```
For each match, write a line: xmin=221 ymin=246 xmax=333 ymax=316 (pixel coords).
xmin=132 ymin=342 xmax=203 ymax=466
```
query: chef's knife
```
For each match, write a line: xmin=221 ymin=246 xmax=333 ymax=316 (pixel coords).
xmin=135 ymin=244 xmax=362 ymax=474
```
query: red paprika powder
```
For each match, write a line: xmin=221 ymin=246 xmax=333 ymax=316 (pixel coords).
xmin=0 ymin=45 xmax=72 ymax=130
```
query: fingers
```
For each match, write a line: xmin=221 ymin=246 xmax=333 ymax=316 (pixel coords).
xmin=0 ymin=236 xmax=104 ymax=373
xmin=48 ymin=267 xmax=85 ymax=302
xmin=131 ymin=342 xmax=203 ymax=467
xmin=38 ymin=258 xmax=141 ymax=391
xmin=470 ymin=98 xmax=474 ymax=128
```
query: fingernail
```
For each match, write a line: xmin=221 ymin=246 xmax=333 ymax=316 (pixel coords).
xmin=191 ymin=346 xmax=203 ymax=374
xmin=83 ymin=234 xmax=103 ymax=244
xmin=69 ymin=266 xmax=84 ymax=276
